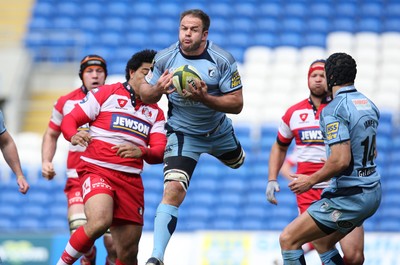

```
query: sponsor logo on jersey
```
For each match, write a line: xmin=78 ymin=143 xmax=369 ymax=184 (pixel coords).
xmin=91 ymin=88 xmax=99 ymax=94
xmin=326 ymin=122 xmax=339 ymax=140
xmin=111 ymin=114 xmax=151 ymax=139
xmin=230 ymin=70 xmax=242 ymax=88
xmin=331 ymin=210 xmax=342 ymax=222
xmin=117 ymin=98 xmax=128 ymax=108
xmin=299 ymin=129 xmax=324 ymax=144
xmin=300 ymin=113 xmax=308 ymax=121
xmin=352 ymin=98 xmax=371 ymax=110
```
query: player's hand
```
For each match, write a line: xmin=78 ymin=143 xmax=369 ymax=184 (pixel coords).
xmin=185 ymin=79 xmax=207 ymax=101
xmin=157 ymin=70 xmax=175 ymax=95
xmin=71 ymin=131 xmax=91 ymax=147
xmin=288 ymin=174 xmax=313 ymax=194
xmin=42 ymin=161 xmax=56 ymax=180
xmin=111 ymin=144 xmax=142 ymax=158
xmin=17 ymin=175 xmax=29 ymax=194
xmin=266 ymin=180 xmax=280 ymax=205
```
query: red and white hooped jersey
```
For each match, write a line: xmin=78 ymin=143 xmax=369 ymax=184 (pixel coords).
xmin=49 ymin=87 xmax=88 ymax=178
xmin=62 ymin=82 xmax=166 ymax=174
xmin=277 ymin=98 xmax=329 ymax=188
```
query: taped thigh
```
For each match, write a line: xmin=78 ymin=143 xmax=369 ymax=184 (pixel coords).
xmin=164 ymin=169 xmax=190 ymax=191
xmin=68 ymin=213 xmax=87 ymax=234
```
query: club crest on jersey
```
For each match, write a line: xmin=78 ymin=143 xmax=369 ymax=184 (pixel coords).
xmin=208 ymin=67 xmax=216 ymax=78
xmin=111 ymin=114 xmax=151 ymax=139
xmin=117 ymin=98 xmax=128 ymax=108
xmin=141 ymin=107 xmax=153 ymax=118
xmin=299 ymin=129 xmax=324 ymax=144
xmin=326 ymin=122 xmax=339 ymax=140
xmin=300 ymin=113 xmax=308 ymax=121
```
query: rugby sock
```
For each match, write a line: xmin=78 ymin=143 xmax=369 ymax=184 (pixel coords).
xmin=302 ymin=242 xmax=315 ymax=253
xmin=116 ymin=259 xmax=136 ymax=265
xmin=151 ymin=203 xmax=179 ymax=260
xmin=106 ymin=256 xmax=116 ymax=265
xmin=57 ymin=226 xmax=94 ymax=265
xmin=319 ymin=249 xmax=344 ymax=265
xmin=83 ymin=245 xmax=96 ymax=260
xmin=282 ymin=249 xmax=306 ymax=265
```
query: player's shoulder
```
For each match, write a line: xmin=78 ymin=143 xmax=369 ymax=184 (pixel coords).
xmin=207 ymin=41 xmax=236 ymax=65
xmin=154 ymin=42 xmax=179 ymax=63
xmin=57 ymin=87 xmax=85 ymax=102
xmin=286 ymin=98 xmax=310 ymax=113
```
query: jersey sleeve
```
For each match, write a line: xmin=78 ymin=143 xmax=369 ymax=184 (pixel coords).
xmin=321 ymin=113 xmax=350 ymax=146
xmin=219 ymin=62 xmax=242 ymax=94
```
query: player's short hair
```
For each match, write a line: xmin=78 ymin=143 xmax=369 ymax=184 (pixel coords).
xmin=180 ymin=9 xmax=210 ymax=32
xmin=79 ymin=54 xmax=107 ymax=80
xmin=125 ymin=49 xmax=157 ymax=81
xmin=325 ymin=53 xmax=357 ymax=92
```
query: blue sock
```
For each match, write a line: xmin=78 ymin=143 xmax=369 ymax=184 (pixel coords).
xmin=151 ymin=203 xmax=179 ymax=261
xmin=319 ymin=249 xmax=344 ymax=265
xmin=282 ymin=249 xmax=306 ymax=265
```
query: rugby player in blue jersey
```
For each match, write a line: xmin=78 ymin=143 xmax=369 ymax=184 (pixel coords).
xmin=281 ymin=53 xmax=382 ymax=265
xmin=139 ymin=9 xmax=245 ymax=265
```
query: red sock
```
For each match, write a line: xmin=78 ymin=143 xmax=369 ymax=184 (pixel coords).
xmin=59 ymin=226 xmax=95 ymax=264
xmin=116 ymin=259 xmax=137 ymax=265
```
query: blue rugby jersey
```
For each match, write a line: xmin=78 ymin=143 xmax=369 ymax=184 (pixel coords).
xmin=0 ymin=110 xmax=6 ymax=134
xmin=149 ymin=41 xmax=243 ymax=135
xmin=320 ymin=85 xmax=381 ymax=188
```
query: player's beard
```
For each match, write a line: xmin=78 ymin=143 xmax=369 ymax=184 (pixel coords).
xmin=180 ymin=39 xmax=202 ymax=54
xmin=310 ymin=90 xmax=327 ymax=99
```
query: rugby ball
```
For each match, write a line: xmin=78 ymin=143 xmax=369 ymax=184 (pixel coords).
xmin=172 ymin=65 xmax=202 ymax=97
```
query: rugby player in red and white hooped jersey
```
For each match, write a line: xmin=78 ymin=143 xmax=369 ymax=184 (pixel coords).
xmin=266 ymin=59 xmax=365 ymax=265
xmin=41 ymin=54 xmax=117 ymax=265
xmin=56 ymin=49 xmax=167 ymax=265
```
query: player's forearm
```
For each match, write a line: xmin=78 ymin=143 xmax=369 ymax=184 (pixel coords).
xmin=41 ymin=130 xmax=59 ymax=162
xmin=139 ymin=82 xmax=163 ymax=104
xmin=202 ymin=93 xmax=243 ymax=114
xmin=2 ymin=143 xmax=23 ymax=177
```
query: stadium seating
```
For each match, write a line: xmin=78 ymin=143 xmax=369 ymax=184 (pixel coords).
xmin=2 ymin=0 xmax=399 ymax=233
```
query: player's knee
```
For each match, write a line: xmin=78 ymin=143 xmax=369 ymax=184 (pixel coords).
xmin=343 ymin=252 xmax=364 ymax=265
xmin=223 ymin=148 xmax=246 ymax=169
xmin=164 ymin=170 xmax=190 ymax=191
xmin=68 ymin=213 xmax=87 ymax=234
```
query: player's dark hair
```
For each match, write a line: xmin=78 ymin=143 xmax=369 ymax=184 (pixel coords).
xmin=180 ymin=9 xmax=210 ymax=32
xmin=79 ymin=54 xmax=107 ymax=80
xmin=310 ymin=59 xmax=326 ymax=67
xmin=325 ymin=53 xmax=357 ymax=92
xmin=125 ymin=49 xmax=157 ymax=81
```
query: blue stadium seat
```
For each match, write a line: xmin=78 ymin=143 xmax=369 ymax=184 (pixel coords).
xmin=279 ymin=32 xmax=303 ymax=47
xmin=357 ymin=18 xmax=382 ymax=33
xmin=207 ymin=3 xmax=231 ymax=18
xmin=106 ymin=2 xmax=130 ymax=18
xmin=251 ymin=32 xmax=277 ymax=47
xmin=284 ymin=2 xmax=307 ymax=18
xmin=332 ymin=17 xmax=356 ymax=32
xmin=335 ymin=2 xmax=357 ymax=18
xmin=128 ymin=17 xmax=151 ymax=32
xmin=80 ymin=2 xmax=104 ymax=17
xmin=309 ymin=3 xmax=331 ymax=19
xmin=32 ymin=2 xmax=53 ymax=17
xmin=306 ymin=18 xmax=331 ymax=34
xmin=153 ymin=18 xmax=177 ymax=32
xmin=360 ymin=2 xmax=383 ymax=18
xmin=231 ymin=18 xmax=253 ymax=32
xmin=384 ymin=18 xmax=400 ymax=32
xmin=0 ymin=218 xmax=14 ymax=230
xmin=258 ymin=2 xmax=282 ymax=18
xmin=233 ymin=3 xmax=257 ymax=18
xmin=56 ymin=2 xmax=80 ymax=18
xmin=303 ymin=33 xmax=327 ymax=47
xmin=78 ymin=17 xmax=102 ymax=34
xmin=385 ymin=3 xmax=400 ymax=18
xmin=157 ymin=2 xmax=181 ymax=18
xmin=215 ymin=205 xmax=240 ymax=221
xmin=257 ymin=17 xmax=279 ymax=33
xmin=0 ymin=205 xmax=19 ymax=219
xmin=227 ymin=33 xmax=251 ymax=49
xmin=281 ymin=18 xmax=306 ymax=34
xmin=103 ymin=17 xmax=126 ymax=32
xmin=28 ymin=16 xmax=52 ymax=31
xmin=212 ymin=219 xmax=238 ymax=230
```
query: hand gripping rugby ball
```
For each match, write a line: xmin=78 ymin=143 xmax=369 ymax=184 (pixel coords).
xmin=172 ymin=65 xmax=202 ymax=97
